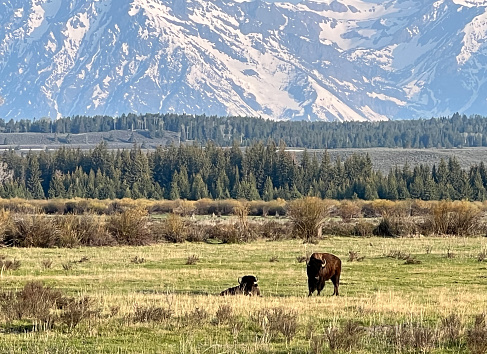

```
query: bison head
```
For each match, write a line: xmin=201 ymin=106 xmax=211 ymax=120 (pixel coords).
xmin=239 ymin=275 xmax=259 ymax=295
xmin=307 ymin=257 xmax=327 ymax=280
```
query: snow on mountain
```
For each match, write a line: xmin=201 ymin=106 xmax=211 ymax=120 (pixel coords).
xmin=0 ymin=0 xmax=487 ymax=122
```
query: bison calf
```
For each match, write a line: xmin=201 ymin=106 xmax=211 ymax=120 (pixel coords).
xmin=220 ymin=275 xmax=260 ymax=296
xmin=307 ymin=252 xmax=341 ymax=296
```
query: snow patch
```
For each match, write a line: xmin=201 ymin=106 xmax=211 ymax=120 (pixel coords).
xmin=452 ymin=0 xmax=487 ymax=7
xmin=457 ymin=10 xmax=487 ymax=65
xmin=367 ymin=92 xmax=406 ymax=106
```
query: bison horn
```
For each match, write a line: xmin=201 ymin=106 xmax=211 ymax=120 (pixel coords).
xmin=238 ymin=277 xmax=242 ymax=284
xmin=321 ymin=259 xmax=327 ymax=268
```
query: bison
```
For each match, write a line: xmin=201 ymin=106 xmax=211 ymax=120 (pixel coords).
xmin=220 ymin=275 xmax=260 ymax=296
xmin=220 ymin=284 xmax=244 ymax=296
xmin=307 ymin=252 xmax=341 ymax=296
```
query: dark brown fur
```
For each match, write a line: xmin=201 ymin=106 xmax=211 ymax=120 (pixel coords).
xmin=220 ymin=284 xmax=243 ymax=296
xmin=220 ymin=275 xmax=260 ymax=296
xmin=307 ymin=252 xmax=341 ymax=296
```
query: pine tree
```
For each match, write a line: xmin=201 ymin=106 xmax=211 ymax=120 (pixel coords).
xmin=191 ymin=174 xmax=208 ymax=200
xmin=48 ymin=170 xmax=66 ymax=198
xmin=471 ymin=169 xmax=486 ymax=201
xmin=27 ymin=155 xmax=45 ymax=199
xmin=262 ymin=176 xmax=274 ymax=201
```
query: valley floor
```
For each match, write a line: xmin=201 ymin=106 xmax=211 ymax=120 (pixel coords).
xmin=0 ymin=237 xmax=486 ymax=353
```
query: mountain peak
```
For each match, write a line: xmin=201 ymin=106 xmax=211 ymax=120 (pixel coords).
xmin=1 ymin=0 xmax=487 ymax=121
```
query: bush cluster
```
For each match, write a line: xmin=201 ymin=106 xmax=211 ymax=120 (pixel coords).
xmin=0 ymin=281 xmax=98 ymax=331
xmin=0 ymin=198 xmax=484 ymax=248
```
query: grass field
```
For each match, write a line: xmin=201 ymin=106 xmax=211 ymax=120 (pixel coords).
xmin=0 ymin=236 xmax=487 ymax=353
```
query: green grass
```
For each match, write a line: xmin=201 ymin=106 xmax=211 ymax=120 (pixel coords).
xmin=0 ymin=237 xmax=487 ymax=353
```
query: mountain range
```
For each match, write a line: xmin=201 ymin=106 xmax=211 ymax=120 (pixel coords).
xmin=1 ymin=0 xmax=487 ymax=122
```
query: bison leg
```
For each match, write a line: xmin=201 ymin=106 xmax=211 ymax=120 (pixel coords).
xmin=308 ymin=279 xmax=317 ymax=296
xmin=316 ymin=279 xmax=326 ymax=296
xmin=331 ymin=274 xmax=340 ymax=296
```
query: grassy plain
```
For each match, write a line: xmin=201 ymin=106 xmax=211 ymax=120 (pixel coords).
xmin=0 ymin=236 xmax=486 ymax=353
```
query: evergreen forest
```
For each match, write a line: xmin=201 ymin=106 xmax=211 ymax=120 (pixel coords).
xmin=1 ymin=140 xmax=486 ymax=201
xmin=3 ymin=112 xmax=487 ymax=149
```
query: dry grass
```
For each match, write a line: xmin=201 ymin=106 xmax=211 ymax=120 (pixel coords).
xmin=0 ymin=236 xmax=485 ymax=352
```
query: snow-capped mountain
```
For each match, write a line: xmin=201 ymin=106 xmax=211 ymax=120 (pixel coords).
xmin=1 ymin=0 xmax=487 ymax=122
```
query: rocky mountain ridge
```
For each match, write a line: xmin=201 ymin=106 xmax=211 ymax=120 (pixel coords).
xmin=1 ymin=0 xmax=487 ymax=121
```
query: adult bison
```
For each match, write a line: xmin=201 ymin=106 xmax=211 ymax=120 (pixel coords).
xmin=307 ymin=252 xmax=341 ymax=296
xmin=220 ymin=275 xmax=260 ymax=296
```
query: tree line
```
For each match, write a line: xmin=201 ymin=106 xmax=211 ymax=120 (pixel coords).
xmin=2 ymin=112 xmax=487 ymax=149
xmin=0 ymin=141 xmax=486 ymax=201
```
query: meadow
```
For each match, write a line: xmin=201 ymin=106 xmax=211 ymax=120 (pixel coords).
xmin=1 ymin=234 xmax=487 ymax=353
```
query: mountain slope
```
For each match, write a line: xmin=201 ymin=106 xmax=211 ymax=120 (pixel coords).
xmin=1 ymin=0 xmax=487 ymax=121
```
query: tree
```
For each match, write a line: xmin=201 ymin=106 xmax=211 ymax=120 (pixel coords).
xmin=190 ymin=174 xmax=208 ymax=200
xmin=48 ymin=170 xmax=66 ymax=198
xmin=262 ymin=177 xmax=274 ymax=201
xmin=287 ymin=197 xmax=329 ymax=242
xmin=27 ymin=155 xmax=44 ymax=199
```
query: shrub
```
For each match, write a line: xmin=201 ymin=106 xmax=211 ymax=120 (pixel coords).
xmin=269 ymin=255 xmax=279 ymax=262
xmin=4 ymin=215 xmax=58 ymax=248
xmin=43 ymin=201 xmax=66 ymax=215
xmin=386 ymin=324 xmax=437 ymax=352
xmin=373 ymin=216 xmax=397 ymax=237
xmin=55 ymin=214 xmax=83 ymax=248
xmin=254 ymin=307 xmax=298 ymax=342
xmin=0 ymin=281 xmax=65 ymax=329
xmin=233 ymin=202 xmax=251 ymax=241
xmin=338 ymin=200 xmax=362 ymax=222
xmin=185 ymin=255 xmax=200 ymax=265
xmin=60 ymin=296 xmax=99 ymax=329
xmin=348 ymin=251 xmax=365 ymax=262
xmin=132 ymin=304 xmax=172 ymax=323
xmin=60 ymin=214 xmax=108 ymax=246
xmin=386 ymin=250 xmax=411 ymax=260
xmin=352 ymin=219 xmax=375 ymax=237
xmin=173 ymin=200 xmax=196 ymax=216
xmin=157 ymin=213 xmax=186 ymax=243
xmin=439 ymin=313 xmax=462 ymax=345
xmin=78 ymin=214 xmax=114 ymax=246
xmin=259 ymin=220 xmax=293 ymax=241
xmin=206 ymin=223 xmax=239 ymax=244
xmin=214 ymin=305 xmax=233 ymax=325
xmin=62 ymin=262 xmax=73 ymax=271
xmin=147 ymin=200 xmax=177 ymax=214
xmin=41 ymin=259 xmax=53 ymax=269
xmin=184 ymin=222 xmax=208 ymax=242
xmin=431 ymin=201 xmax=482 ymax=236
xmin=182 ymin=307 xmax=209 ymax=326
xmin=194 ymin=198 xmax=219 ymax=215
xmin=322 ymin=220 xmax=356 ymax=237
xmin=0 ymin=209 xmax=12 ymax=242
xmin=410 ymin=200 xmax=432 ymax=217
xmin=467 ymin=314 xmax=487 ymax=354
xmin=0 ymin=259 xmax=21 ymax=271
xmin=107 ymin=208 xmax=152 ymax=245
xmin=130 ymin=256 xmax=146 ymax=264
xmin=327 ymin=321 xmax=365 ymax=352
xmin=287 ymin=197 xmax=329 ymax=242
xmin=373 ymin=214 xmax=417 ymax=237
